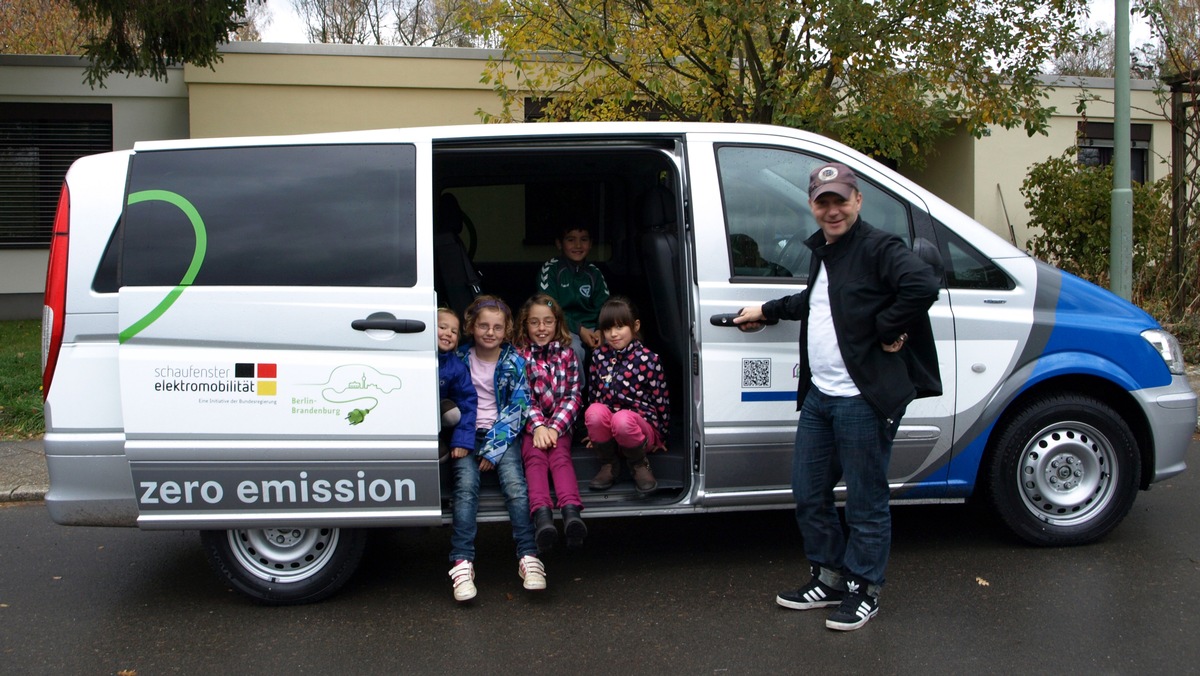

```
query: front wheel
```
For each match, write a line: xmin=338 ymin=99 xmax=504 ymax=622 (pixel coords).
xmin=986 ymin=393 xmax=1141 ymax=546
xmin=201 ymin=527 xmax=367 ymax=605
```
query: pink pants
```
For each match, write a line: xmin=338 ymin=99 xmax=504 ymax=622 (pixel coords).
xmin=521 ymin=432 xmax=583 ymax=511
xmin=584 ymin=403 xmax=661 ymax=450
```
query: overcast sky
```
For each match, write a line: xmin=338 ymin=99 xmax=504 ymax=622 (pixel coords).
xmin=259 ymin=0 xmax=1154 ymax=46
xmin=259 ymin=0 xmax=308 ymax=43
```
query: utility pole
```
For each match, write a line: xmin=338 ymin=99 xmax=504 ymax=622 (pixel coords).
xmin=1110 ymin=0 xmax=1133 ymax=300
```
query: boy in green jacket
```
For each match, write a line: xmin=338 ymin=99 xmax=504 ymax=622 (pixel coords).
xmin=537 ymin=224 xmax=611 ymax=367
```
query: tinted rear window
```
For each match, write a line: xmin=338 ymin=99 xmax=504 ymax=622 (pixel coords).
xmin=118 ymin=144 xmax=416 ymax=287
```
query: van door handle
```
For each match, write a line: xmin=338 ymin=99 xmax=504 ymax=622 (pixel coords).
xmin=352 ymin=316 xmax=426 ymax=333
xmin=709 ymin=313 xmax=778 ymax=327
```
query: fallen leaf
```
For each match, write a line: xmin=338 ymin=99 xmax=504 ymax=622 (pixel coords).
xmin=117 ymin=670 xmax=137 ymax=676
xmin=976 ymin=577 xmax=990 ymax=586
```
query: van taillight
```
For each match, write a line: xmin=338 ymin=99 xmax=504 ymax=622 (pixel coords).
xmin=42 ymin=184 xmax=70 ymax=399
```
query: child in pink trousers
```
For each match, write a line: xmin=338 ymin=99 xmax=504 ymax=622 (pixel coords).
xmin=516 ymin=293 xmax=587 ymax=552
xmin=584 ymin=296 xmax=670 ymax=495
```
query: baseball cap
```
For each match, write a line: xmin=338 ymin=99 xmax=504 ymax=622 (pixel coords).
xmin=808 ymin=162 xmax=859 ymax=201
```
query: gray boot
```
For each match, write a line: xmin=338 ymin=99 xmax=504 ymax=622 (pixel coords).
xmin=622 ymin=441 xmax=658 ymax=494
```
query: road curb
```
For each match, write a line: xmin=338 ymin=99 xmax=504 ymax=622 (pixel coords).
xmin=6 ymin=485 xmax=47 ymax=502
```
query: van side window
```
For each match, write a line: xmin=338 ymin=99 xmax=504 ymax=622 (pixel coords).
xmin=119 ymin=144 xmax=417 ymax=287
xmin=714 ymin=145 xmax=911 ymax=283
xmin=933 ymin=220 xmax=1015 ymax=290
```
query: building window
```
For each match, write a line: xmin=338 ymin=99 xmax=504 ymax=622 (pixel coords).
xmin=0 ymin=103 xmax=113 ymax=248
xmin=1077 ymin=121 xmax=1151 ymax=183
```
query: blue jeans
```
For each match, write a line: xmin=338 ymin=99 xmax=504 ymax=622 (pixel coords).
xmin=449 ymin=429 xmax=538 ymax=563
xmin=792 ymin=388 xmax=901 ymax=593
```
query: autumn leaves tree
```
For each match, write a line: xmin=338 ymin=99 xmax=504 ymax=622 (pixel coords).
xmin=469 ymin=0 xmax=1093 ymax=167
xmin=0 ymin=0 xmax=97 ymax=55
xmin=19 ymin=0 xmax=1119 ymax=172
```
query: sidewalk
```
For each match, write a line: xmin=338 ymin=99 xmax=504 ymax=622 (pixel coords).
xmin=4 ymin=370 xmax=1200 ymax=503
xmin=0 ymin=437 xmax=47 ymax=502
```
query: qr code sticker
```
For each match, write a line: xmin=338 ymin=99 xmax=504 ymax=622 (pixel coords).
xmin=742 ymin=358 xmax=771 ymax=388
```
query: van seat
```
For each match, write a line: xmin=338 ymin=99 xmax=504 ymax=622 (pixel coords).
xmin=637 ymin=185 xmax=686 ymax=371
xmin=435 ymin=193 xmax=482 ymax=315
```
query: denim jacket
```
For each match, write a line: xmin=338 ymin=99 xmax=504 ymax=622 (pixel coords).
xmin=455 ymin=341 xmax=531 ymax=464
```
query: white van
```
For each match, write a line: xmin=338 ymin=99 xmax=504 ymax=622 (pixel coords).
xmin=42 ymin=122 xmax=1195 ymax=604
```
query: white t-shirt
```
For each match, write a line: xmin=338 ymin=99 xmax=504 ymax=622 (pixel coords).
xmin=807 ymin=262 xmax=861 ymax=397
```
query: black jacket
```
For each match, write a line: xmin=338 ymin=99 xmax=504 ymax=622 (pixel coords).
xmin=762 ymin=217 xmax=942 ymax=422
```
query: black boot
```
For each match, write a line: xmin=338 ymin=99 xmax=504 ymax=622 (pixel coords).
xmin=561 ymin=504 xmax=587 ymax=550
xmin=532 ymin=506 xmax=557 ymax=554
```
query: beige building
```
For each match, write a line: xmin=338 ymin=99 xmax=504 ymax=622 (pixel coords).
xmin=0 ymin=54 xmax=188 ymax=319
xmin=908 ymin=76 xmax=1172 ymax=249
xmin=0 ymin=42 xmax=1175 ymax=317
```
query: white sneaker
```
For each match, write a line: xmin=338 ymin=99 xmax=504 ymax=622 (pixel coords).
xmin=519 ymin=555 xmax=546 ymax=591
xmin=449 ymin=559 xmax=477 ymax=601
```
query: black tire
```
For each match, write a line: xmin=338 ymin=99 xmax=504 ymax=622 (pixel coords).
xmin=986 ymin=393 xmax=1140 ymax=546
xmin=200 ymin=527 xmax=367 ymax=605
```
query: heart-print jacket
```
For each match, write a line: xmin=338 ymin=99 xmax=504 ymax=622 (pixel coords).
xmin=587 ymin=339 xmax=670 ymax=445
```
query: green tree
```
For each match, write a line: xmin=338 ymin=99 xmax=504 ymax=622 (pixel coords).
xmin=67 ymin=0 xmax=257 ymax=85
xmin=470 ymin=0 xmax=1091 ymax=167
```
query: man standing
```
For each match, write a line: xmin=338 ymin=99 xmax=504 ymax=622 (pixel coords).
xmin=735 ymin=162 xmax=941 ymax=631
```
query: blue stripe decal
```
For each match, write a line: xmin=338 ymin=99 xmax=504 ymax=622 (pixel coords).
xmin=741 ymin=391 xmax=796 ymax=402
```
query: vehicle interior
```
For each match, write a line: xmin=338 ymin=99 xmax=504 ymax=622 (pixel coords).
xmin=432 ymin=138 xmax=692 ymax=512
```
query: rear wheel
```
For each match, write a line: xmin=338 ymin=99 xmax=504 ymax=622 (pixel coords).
xmin=201 ymin=527 xmax=366 ymax=605
xmin=986 ymin=393 xmax=1140 ymax=546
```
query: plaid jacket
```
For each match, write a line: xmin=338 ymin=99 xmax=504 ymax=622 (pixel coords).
xmin=520 ymin=340 xmax=582 ymax=437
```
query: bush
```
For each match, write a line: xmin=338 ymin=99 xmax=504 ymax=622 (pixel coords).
xmin=1022 ymin=149 xmax=1179 ymax=318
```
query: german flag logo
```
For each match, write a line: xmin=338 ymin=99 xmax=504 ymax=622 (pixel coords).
xmin=236 ymin=362 xmax=277 ymax=396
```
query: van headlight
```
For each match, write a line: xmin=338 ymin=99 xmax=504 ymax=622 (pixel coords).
xmin=1142 ymin=328 xmax=1186 ymax=376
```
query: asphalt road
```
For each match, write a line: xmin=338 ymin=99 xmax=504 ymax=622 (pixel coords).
xmin=3 ymin=444 xmax=1199 ymax=675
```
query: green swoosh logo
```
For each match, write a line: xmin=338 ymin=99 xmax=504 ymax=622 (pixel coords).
xmin=118 ymin=190 xmax=208 ymax=344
